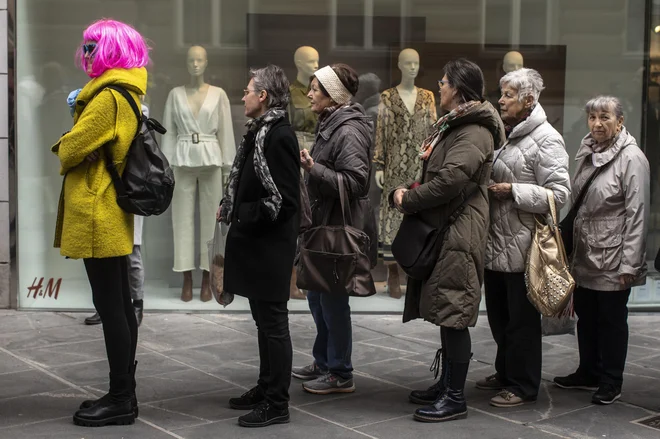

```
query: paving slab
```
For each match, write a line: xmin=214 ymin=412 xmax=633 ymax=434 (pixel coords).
xmin=0 ymin=311 xmax=657 ymax=439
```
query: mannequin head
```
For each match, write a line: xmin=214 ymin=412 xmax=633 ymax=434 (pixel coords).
xmin=502 ymin=51 xmax=524 ymax=74
xmin=187 ymin=46 xmax=208 ymax=78
xmin=294 ymin=46 xmax=319 ymax=80
xmin=398 ymin=48 xmax=420 ymax=82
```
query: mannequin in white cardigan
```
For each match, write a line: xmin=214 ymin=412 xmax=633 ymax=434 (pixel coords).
xmin=162 ymin=46 xmax=236 ymax=302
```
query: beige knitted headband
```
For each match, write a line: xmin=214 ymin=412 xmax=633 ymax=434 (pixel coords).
xmin=314 ymin=66 xmax=353 ymax=105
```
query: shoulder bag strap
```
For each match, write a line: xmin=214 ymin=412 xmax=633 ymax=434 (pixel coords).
xmin=569 ymin=149 xmax=624 ymax=216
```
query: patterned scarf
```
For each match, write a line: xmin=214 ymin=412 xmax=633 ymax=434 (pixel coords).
xmin=419 ymin=100 xmax=481 ymax=160
xmin=220 ymin=108 xmax=286 ymax=224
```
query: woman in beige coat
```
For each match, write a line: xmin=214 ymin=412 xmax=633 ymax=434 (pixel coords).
xmin=554 ymin=96 xmax=650 ymax=406
xmin=392 ymin=58 xmax=505 ymax=423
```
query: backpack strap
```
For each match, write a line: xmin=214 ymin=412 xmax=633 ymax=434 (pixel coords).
xmin=102 ymin=85 xmax=142 ymax=200
xmin=106 ymin=84 xmax=143 ymax=128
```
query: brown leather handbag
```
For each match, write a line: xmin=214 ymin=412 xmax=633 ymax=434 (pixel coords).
xmin=296 ymin=174 xmax=376 ymax=297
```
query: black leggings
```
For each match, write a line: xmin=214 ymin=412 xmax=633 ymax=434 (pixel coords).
xmin=441 ymin=326 xmax=471 ymax=362
xmin=84 ymin=257 xmax=138 ymax=376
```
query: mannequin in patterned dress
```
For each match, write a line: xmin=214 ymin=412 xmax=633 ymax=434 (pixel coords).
xmin=374 ymin=48 xmax=437 ymax=298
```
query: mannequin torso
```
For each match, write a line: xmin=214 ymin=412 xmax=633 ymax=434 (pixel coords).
xmin=396 ymin=84 xmax=418 ymax=115
xmin=185 ymin=82 xmax=210 ymax=119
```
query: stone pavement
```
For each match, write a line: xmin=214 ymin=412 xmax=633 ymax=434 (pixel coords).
xmin=0 ymin=310 xmax=659 ymax=438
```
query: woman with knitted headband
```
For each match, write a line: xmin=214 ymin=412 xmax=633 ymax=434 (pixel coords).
xmin=293 ymin=64 xmax=377 ymax=395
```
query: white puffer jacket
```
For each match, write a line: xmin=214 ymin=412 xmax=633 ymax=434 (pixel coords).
xmin=485 ymin=104 xmax=571 ymax=273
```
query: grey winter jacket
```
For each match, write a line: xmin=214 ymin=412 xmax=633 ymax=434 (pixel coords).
xmin=570 ymin=128 xmax=650 ymax=291
xmin=485 ymin=104 xmax=571 ymax=273
xmin=306 ymin=103 xmax=378 ymax=265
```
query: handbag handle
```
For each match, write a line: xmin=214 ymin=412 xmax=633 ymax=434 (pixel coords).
xmin=545 ymin=188 xmax=569 ymax=265
xmin=322 ymin=173 xmax=353 ymax=226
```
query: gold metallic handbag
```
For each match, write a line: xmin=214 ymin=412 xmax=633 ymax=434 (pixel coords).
xmin=525 ymin=189 xmax=575 ymax=317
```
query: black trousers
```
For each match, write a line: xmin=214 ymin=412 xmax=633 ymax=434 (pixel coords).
xmin=441 ymin=326 xmax=472 ymax=363
xmin=485 ymin=270 xmax=541 ymax=400
xmin=574 ymin=286 xmax=631 ymax=388
xmin=249 ymin=299 xmax=292 ymax=409
xmin=84 ymin=257 xmax=138 ymax=376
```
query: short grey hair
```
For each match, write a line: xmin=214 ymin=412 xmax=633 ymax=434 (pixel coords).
xmin=249 ymin=64 xmax=291 ymax=109
xmin=584 ymin=95 xmax=624 ymax=119
xmin=499 ymin=67 xmax=545 ymax=105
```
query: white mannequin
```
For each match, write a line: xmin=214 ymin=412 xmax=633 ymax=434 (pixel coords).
xmin=289 ymin=46 xmax=320 ymax=153
xmin=162 ymin=46 xmax=236 ymax=303
xmin=503 ymin=51 xmax=524 ymax=74
xmin=375 ymin=48 xmax=421 ymax=189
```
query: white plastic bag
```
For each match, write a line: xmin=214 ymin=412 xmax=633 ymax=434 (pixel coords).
xmin=541 ymin=296 xmax=576 ymax=336
xmin=207 ymin=222 xmax=233 ymax=307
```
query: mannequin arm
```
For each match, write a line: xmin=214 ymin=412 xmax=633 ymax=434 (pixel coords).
xmin=161 ymin=90 xmax=177 ymax=163
xmin=217 ymin=88 xmax=236 ymax=170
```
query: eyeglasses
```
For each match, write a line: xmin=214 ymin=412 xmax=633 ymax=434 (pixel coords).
xmin=438 ymin=80 xmax=448 ymax=87
xmin=82 ymin=43 xmax=97 ymax=55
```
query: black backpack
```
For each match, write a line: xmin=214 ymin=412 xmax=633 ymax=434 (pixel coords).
xmin=102 ymin=85 xmax=175 ymax=216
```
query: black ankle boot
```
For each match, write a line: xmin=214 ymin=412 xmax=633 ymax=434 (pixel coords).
xmin=409 ymin=349 xmax=447 ymax=405
xmin=414 ymin=360 xmax=469 ymax=423
xmin=74 ymin=373 xmax=135 ymax=427
xmin=79 ymin=362 xmax=139 ymax=418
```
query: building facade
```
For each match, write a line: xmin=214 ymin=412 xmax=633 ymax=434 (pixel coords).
xmin=2 ymin=0 xmax=660 ymax=312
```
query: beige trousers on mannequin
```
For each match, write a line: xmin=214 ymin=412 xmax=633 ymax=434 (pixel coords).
xmin=171 ymin=166 xmax=224 ymax=272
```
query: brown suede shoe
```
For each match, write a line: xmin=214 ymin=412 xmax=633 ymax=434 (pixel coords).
xmin=490 ymin=390 xmax=533 ymax=408
xmin=200 ymin=270 xmax=212 ymax=302
xmin=181 ymin=271 xmax=193 ymax=302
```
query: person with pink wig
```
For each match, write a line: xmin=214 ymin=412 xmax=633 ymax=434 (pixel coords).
xmin=50 ymin=18 xmax=149 ymax=427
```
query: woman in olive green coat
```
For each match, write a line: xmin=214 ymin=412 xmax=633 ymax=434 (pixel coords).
xmin=392 ymin=59 xmax=505 ymax=423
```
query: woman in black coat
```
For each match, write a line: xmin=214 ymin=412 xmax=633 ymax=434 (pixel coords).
xmin=217 ymin=65 xmax=300 ymax=428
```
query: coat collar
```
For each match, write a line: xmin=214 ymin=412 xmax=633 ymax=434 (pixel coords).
xmin=508 ymin=104 xmax=547 ymax=140
xmin=318 ymin=103 xmax=371 ymax=141
xmin=74 ymin=68 xmax=148 ymax=117
xmin=575 ymin=127 xmax=635 ymax=167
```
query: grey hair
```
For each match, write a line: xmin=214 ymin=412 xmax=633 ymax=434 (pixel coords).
xmin=584 ymin=95 xmax=624 ymax=119
xmin=499 ymin=67 xmax=545 ymax=105
xmin=249 ymin=64 xmax=291 ymax=109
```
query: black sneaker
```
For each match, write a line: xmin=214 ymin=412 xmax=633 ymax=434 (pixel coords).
xmin=592 ymin=384 xmax=621 ymax=405
xmin=292 ymin=363 xmax=325 ymax=380
xmin=238 ymin=402 xmax=290 ymax=428
xmin=553 ymin=372 xmax=599 ymax=391
xmin=229 ymin=386 xmax=265 ymax=410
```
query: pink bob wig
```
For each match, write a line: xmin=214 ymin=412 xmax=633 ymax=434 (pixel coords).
xmin=77 ymin=19 xmax=150 ymax=78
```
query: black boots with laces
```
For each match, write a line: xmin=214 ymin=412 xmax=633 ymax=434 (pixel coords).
xmin=409 ymin=348 xmax=447 ymax=405
xmin=413 ymin=360 xmax=470 ymax=423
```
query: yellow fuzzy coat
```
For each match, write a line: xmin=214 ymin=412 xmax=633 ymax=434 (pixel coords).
xmin=52 ymin=67 xmax=147 ymax=259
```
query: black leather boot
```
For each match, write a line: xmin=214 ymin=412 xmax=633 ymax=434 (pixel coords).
xmin=414 ymin=360 xmax=469 ymax=423
xmin=73 ymin=373 xmax=135 ymax=427
xmin=409 ymin=349 xmax=447 ymax=405
xmin=79 ymin=362 xmax=138 ymax=418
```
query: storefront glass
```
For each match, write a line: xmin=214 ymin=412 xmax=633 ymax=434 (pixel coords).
xmin=14 ymin=0 xmax=659 ymax=311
